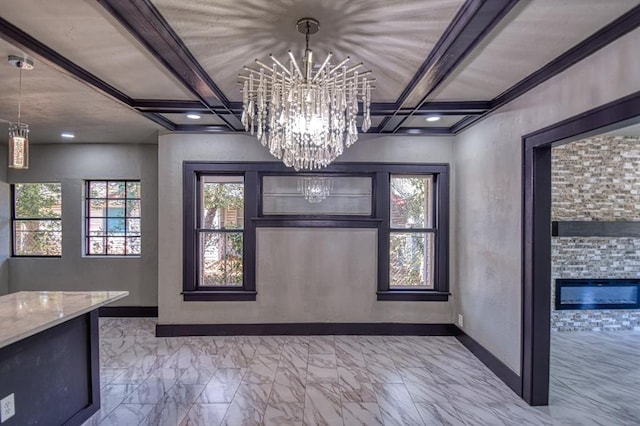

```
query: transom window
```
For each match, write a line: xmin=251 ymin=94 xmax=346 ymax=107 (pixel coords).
xmin=12 ymin=183 xmax=62 ymax=257
xmin=85 ymin=180 xmax=141 ymax=256
xmin=262 ymin=175 xmax=373 ymax=216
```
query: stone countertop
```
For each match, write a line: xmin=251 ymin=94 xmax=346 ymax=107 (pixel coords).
xmin=0 ymin=291 xmax=128 ymax=349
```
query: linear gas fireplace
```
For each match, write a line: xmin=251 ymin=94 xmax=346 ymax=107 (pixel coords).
xmin=555 ymin=279 xmax=640 ymax=310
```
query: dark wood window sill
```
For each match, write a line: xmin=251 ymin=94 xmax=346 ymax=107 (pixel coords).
xmin=183 ymin=291 xmax=257 ymax=301
xmin=376 ymin=291 xmax=450 ymax=302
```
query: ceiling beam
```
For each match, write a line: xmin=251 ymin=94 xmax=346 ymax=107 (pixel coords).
xmin=174 ymin=124 xmax=233 ymax=132
xmin=380 ymin=0 xmax=519 ymax=133
xmin=133 ymin=99 xmax=209 ymax=112
xmin=0 ymin=16 xmax=179 ymax=132
xmin=413 ymin=101 xmax=491 ymax=112
xmin=392 ymin=127 xmax=453 ymax=135
xmin=493 ymin=4 xmax=640 ymax=112
xmin=0 ymin=17 xmax=132 ymax=107
xmin=98 ymin=0 xmax=239 ymax=131
xmin=451 ymin=4 xmax=640 ymax=135
xmin=141 ymin=113 xmax=177 ymax=131
xmin=136 ymin=100 xmax=491 ymax=117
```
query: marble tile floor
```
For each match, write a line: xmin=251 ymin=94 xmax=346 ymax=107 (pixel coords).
xmin=543 ymin=330 xmax=640 ymax=426
xmin=81 ymin=318 xmax=637 ymax=425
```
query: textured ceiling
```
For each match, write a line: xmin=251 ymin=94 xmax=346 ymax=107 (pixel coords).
xmin=432 ymin=0 xmax=640 ymax=101
xmin=0 ymin=39 xmax=161 ymax=144
xmin=152 ymin=0 xmax=465 ymax=103
xmin=0 ymin=0 xmax=195 ymax=100
xmin=0 ymin=0 xmax=636 ymax=143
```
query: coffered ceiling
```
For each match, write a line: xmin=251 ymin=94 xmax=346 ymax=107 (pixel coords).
xmin=0 ymin=0 xmax=638 ymax=144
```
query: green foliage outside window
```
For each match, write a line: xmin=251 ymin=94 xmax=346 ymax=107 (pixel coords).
xmin=390 ymin=176 xmax=433 ymax=287
xmin=200 ymin=179 xmax=244 ymax=286
xmin=13 ymin=183 xmax=62 ymax=256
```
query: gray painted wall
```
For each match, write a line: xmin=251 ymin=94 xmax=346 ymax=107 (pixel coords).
xmin=158 ymin=133 xmax=455 ymax=325
xmin=453 ymin=28 xmax=640 ymax=374
xmin=7 ymin=143 xmax=158 ymax=306
xmin=0 ymin=146 xmax=8 ymax=295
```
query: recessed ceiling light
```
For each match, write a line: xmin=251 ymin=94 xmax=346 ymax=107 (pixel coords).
xmin=186 ymin=114 xmax=201 ymax=120
xmin=61 ymin=132 xmax=75 ymax=138
xmin=425 ymin=115 xmax=441 ymax=122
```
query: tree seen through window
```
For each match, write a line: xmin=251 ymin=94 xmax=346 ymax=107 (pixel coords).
xmin=199 ymin=176 xmax=244 ymax=286
xmin=12 ymin=183 xmax=62 ymax=256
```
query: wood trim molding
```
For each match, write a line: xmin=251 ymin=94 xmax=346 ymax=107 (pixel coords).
xmin=376 ymin=291 xmax=449 ymax=302
xmin=3 ymin=2 xmax=634 ymax=136
xmin=385 ymin=0 xmax=520 ymax=133
xmin=0 ymin=17 xmax=131 ymax=106
xmin=552 ymin=221 xmax=640 ymax=237
xmin=493 ymin=5 xmax=640 ymax=111
xmin=182 ymin=291 xmax=257 ymax=302
xmin=97 ymin=0 xmax=239 ymax=131
xmin=452 ymin=5 xmax=640 ymax=134
xmin=456 ymin=328 xmax=522 ymax=396
xmin=156 ymin=323 xmax=460 ymax=337
xmin=98 ymin=306 xmax=159 ymax=317
xmin=521 ymin=91 xmax=640 ymax=406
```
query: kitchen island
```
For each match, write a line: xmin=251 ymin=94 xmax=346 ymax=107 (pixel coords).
xmin=0 ymin=291 xmax=128 ymax=426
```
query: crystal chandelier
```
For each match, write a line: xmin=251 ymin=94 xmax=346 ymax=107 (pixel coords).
xmin=239 ymin=18 xmax=374 ymax=171
xmin=8 ymin=55 xmax=33 ymax=169
xmin=298 ymin=176 xmax=333 ymax=203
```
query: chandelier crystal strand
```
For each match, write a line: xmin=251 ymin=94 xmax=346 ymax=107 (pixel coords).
xmin=239 ymin=18 xmax=375 ymax=171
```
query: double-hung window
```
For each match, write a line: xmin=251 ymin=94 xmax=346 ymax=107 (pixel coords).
xmin=183 ymin=165 xmax=257 ymax=301
xmin=390 ymin=175 xmax=434 ymax=288
xmin=198 ymin=176 xmax=244 ymax=287
xmin=377 ymin=169 xmax=449 ymax=301
xmin=12 ymin=183 xmax=62 ymax=257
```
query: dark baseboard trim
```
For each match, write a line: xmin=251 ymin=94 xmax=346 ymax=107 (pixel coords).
xmin=455 ymin=327 xmax=522 ymax=396
xmin=156 ymin=322 xmax=460 ymax=337
xmin=98 ymin=306 xmax=158 ymax=317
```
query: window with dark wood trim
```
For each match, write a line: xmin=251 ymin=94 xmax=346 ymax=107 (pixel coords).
xmin=11 ymin=183 xmax=62 ymax=257
xmin=85 ymin=180 xmax=141 ymax=256
xmin=183 ymin=162 xmax=449 ymax=302
xmin=183 ymin=164 xmax=257 ymax=301
xmin=377 ymin=171 xmax=450 ymax=301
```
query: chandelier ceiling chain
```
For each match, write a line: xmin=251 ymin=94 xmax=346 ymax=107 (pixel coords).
xmin=239 ymin=17 xmax=375 ymax=171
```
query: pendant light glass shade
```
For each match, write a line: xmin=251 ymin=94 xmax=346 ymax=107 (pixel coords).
xmin=8 ymin=122 xmax=29 ymax=169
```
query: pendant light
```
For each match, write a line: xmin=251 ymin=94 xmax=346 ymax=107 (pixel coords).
xmin=8 ymin=55 xmax=33 ymax=169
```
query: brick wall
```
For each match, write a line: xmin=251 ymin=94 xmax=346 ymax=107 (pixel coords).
xmin=551 ymin=136 xmax=640 ymax=331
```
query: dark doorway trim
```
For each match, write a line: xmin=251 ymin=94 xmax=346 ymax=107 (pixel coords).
xmin=521 ymin=90 xmax=640 ymax=405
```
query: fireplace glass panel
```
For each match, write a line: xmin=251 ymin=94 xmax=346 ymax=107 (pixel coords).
xmin=555 ymin=279 xmax=640 ymax=310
